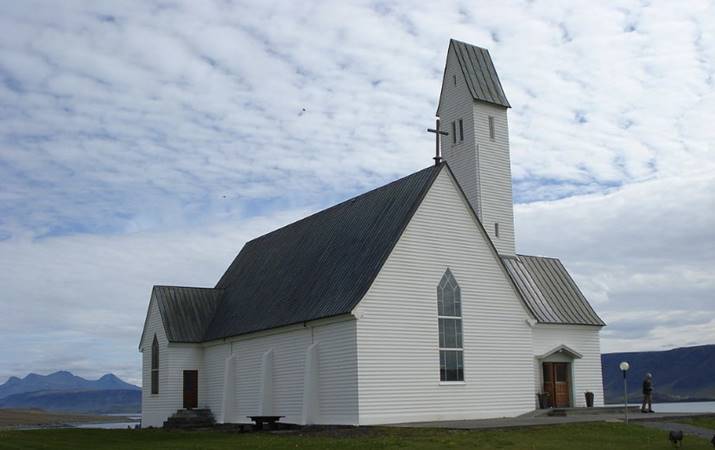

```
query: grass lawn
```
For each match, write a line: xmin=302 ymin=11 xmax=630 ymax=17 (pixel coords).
xmin=677 ymin=416 xmax=715 ymax=431
xmin=0 ymin=422 xmax=714 ymax=450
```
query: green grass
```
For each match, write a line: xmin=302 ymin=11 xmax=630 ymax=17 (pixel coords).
xmin=0 ymin=422 xmax=713 ymax=450
xmin=676 ymin=416 xmax=715 ymax=431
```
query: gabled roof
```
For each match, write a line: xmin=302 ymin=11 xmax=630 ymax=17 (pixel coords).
xmin=537 ymin=344 xmax=584 ymax=360
xmin=203 ymin=164 xmax=445 ymax=341
xmin=153 ymin=286 xmax=223 ymax=343
xmin=446 ymin=39 xmax=511 ymax=108
xmin=501 ymin=255 xmax=605 ymax=326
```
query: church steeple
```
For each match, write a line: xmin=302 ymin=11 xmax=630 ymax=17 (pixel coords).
xmin=437 ymin=39 xmax=516 ymax=256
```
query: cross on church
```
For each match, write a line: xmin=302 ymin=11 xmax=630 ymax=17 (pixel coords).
xmin=427 ymin=118 xmax=448 ymax=165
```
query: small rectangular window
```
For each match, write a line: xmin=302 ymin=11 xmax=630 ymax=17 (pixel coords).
xmin=488 ymin=116 xmax=495 ymax=140
xmin=453 ymin=74 xmax=457 ymax=86
xmin=451 ymin=121 xmax=457 ymax=144
xmin=458 ymin=119 xmax=464 ymax=141
xmin=494 ymin=222 xmax=499 ymax=237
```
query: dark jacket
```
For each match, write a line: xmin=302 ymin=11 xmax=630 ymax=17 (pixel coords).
xmin=642 ymin=379 xmax=653 ymax=394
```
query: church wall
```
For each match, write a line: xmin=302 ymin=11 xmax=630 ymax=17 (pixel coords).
xmin=313 ymin=319 xmax=359 ymax=424
xmin=140 ymin=298 xmax=202 ymax=428
xmin=193 ymin=318 xmax=358 ymax=425
xmin=532 ymin=324 xmax=604 ymax=407
xmin=201 ymin=342 xmax=229 ymax=417
xmin=354 ymin=168 xmax=535 ymax=425
xmin=439 ymin=45 xmax=479 ymax=219
xmin=472 ymin=101 xmax=516 ymax=255
xmin=140 ymin=299 xmax=170 ymax=427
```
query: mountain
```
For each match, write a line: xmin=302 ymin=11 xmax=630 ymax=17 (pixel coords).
xmin=602 ymin=344 xmax=715 ymax=404
xmin=0 ymin=371 xmax=139 ymax=400
xmin=0 ymin=389 xmax=140 ymax=414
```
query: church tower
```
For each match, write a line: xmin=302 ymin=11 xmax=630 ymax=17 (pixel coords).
xmin=437 ymin=39 xmax=516 ymax=256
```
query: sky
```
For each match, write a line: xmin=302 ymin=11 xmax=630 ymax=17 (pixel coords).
xmin=0 ymin=0 xmax=713 ymax=386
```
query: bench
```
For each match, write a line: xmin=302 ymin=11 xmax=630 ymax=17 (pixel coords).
xmin=247 ymin=415 xmax=285 ymax=430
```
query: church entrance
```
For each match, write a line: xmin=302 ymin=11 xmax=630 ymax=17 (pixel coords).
xmin=183 ymin=370 xmax=198 ymax=409
xmin=542 ymin=362 xmax=571 ymax=407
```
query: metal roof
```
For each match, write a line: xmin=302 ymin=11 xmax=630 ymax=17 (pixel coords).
xmin=450 ymin=39 xmax=511 ymax=108
xmin=153 ymin=286 xmax=223 ymax=343
xmin=202 ymin=164 xmax=445 ymax=341
xmin=501 ymin=255 xmax=605 ymax=326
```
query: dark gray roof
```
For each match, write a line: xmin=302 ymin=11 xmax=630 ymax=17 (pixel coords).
xmin=450 ymin=39 xmax=511 ymax=108
xmin=501 ymin=255 xmax=605 ymax=326
xmin=153 ymin=286 xmax=223 ymax=342
xmin=203 ymin=164 xmax=445 ymax=341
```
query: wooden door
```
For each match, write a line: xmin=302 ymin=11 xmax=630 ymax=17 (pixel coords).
xmin=183 ymin=370 xmax=198 ymax=409
xmin=542 ymin=362 xmax=570 ymax=407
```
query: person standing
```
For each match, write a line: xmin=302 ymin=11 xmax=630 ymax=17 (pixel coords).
xmin=641 ymin=373 xmax=654 ymax=413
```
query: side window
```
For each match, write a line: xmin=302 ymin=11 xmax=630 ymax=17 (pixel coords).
xmin=451 ymin=121 xmax=457 ymax=144
xmin=458 ymin=119 xmax=464 ymax=142
xmin=151 ymin=335 xmax=159 ymax=395
xmin=437 ymin=269 xmax=464 ymax=382
xmin=488 ymin=116 xmax=495 ymax=140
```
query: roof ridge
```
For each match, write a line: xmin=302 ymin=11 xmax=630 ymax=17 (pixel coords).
xmin=516 ymin=253 xmax=562 ymax=261
xmin=450 ymin=38 xmax=487 ymax=51
xmin=153 ymin=285 xmax=223 ymax=290
xmin=244 ymin=164 xmax=443 ymax=247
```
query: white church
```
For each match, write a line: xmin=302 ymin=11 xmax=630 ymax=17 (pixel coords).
xmin=139 ymin=39 xmax=606 ymax=427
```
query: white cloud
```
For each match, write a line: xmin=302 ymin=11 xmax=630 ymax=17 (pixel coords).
xmin=0 ymin=0 xmax=713 ymax=382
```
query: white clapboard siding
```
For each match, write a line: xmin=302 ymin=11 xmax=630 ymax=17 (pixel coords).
xmin=314 ymin=320 xmax=358 ymax=424
xmin=438 ymin=44 xmax=516 ymax=256
xmin=532 ymin=325 xmax=604 ymax=407
xmin=354 ymin=169 xmax=534 ymax=425
xmin=140 ymin=299 xmax=170 ymax=427
xmin=439 ymin=45 xmax=479 ymax=219
xmin=201 ymin=343 xmax=229 ymax=414
xmin=233 ymin=327 xmax=311 ymax=423
xmin=472 ymin=101 xmax=515 ymax=255
xmin=140 ymin=299 xmax=202 ymax=427
xmin=190 ymin=319 xmax=358 ymax=425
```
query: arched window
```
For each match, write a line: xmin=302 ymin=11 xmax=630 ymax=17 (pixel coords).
xmin=437 ymin=269 xmax=464 ymax=381
xmin=151 ymin=335 xmax=159 ymax=394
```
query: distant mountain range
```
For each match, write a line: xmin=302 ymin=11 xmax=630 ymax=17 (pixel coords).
xmin=602 ymin=344 xmax=715 ymax=404
xmin=0 ymin=371 xmax=140 ymax=413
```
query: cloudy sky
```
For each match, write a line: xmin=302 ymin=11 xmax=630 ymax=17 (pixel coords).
xmin=1 ymin=0 xmax=713 ymax=386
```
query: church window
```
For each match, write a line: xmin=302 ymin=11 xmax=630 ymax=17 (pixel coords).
xmin=495 ymin=222 xmax=500 ymax=237
xmin=151 ymin=335 xmax=159 ymax=394
xmin=453 ymin=74 xmax=457 ymax=86
xmin=437 ymin=269 xmax=464 ymax=382
xmin=459 ymin=119 xmax=464 ymax=141
xmin=488 ymin=116 xmax=495 ymax=140
xmin=451 ymin=121 xmax=457 ymax=144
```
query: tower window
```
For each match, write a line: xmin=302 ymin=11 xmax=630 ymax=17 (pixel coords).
xmin=453 ymin=74 xmax=457 ymax=86
xmin=451 ymin=121 xmax=457 ymax=144
xmin=494 ymin=223 xmax=500 ymax=237
xmin=488 ymin=116 xmax=495 ymax=140
xmin=458 ymin=119 xmax=464 ymax=141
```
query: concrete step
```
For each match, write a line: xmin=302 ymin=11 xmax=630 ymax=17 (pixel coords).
xmin=163 ymin=409 xmax=216 ymax=429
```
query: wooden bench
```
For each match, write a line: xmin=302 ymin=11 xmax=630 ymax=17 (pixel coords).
xmin=247 ymin=415 xmax=285 ymax=430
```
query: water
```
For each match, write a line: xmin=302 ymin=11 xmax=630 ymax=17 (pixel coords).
xmin=72 ymin=414 xmax=141 ymax=430
xmin=642 ymin=401 xmax=715 ymax=413
xmin=609 ymin=401 xmax=715 ymax=413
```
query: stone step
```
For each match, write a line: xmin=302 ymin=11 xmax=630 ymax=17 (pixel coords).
xmin=163 ymin=409 xmax=216 ymax=429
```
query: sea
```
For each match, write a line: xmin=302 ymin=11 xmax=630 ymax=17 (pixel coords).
xmin=74 ymin=413 xmax=141 ymax=429
xmin=76 ymin=402 xmax=715 ymax=429
xmin=612 ymin=401 xmax=715 ymax=413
